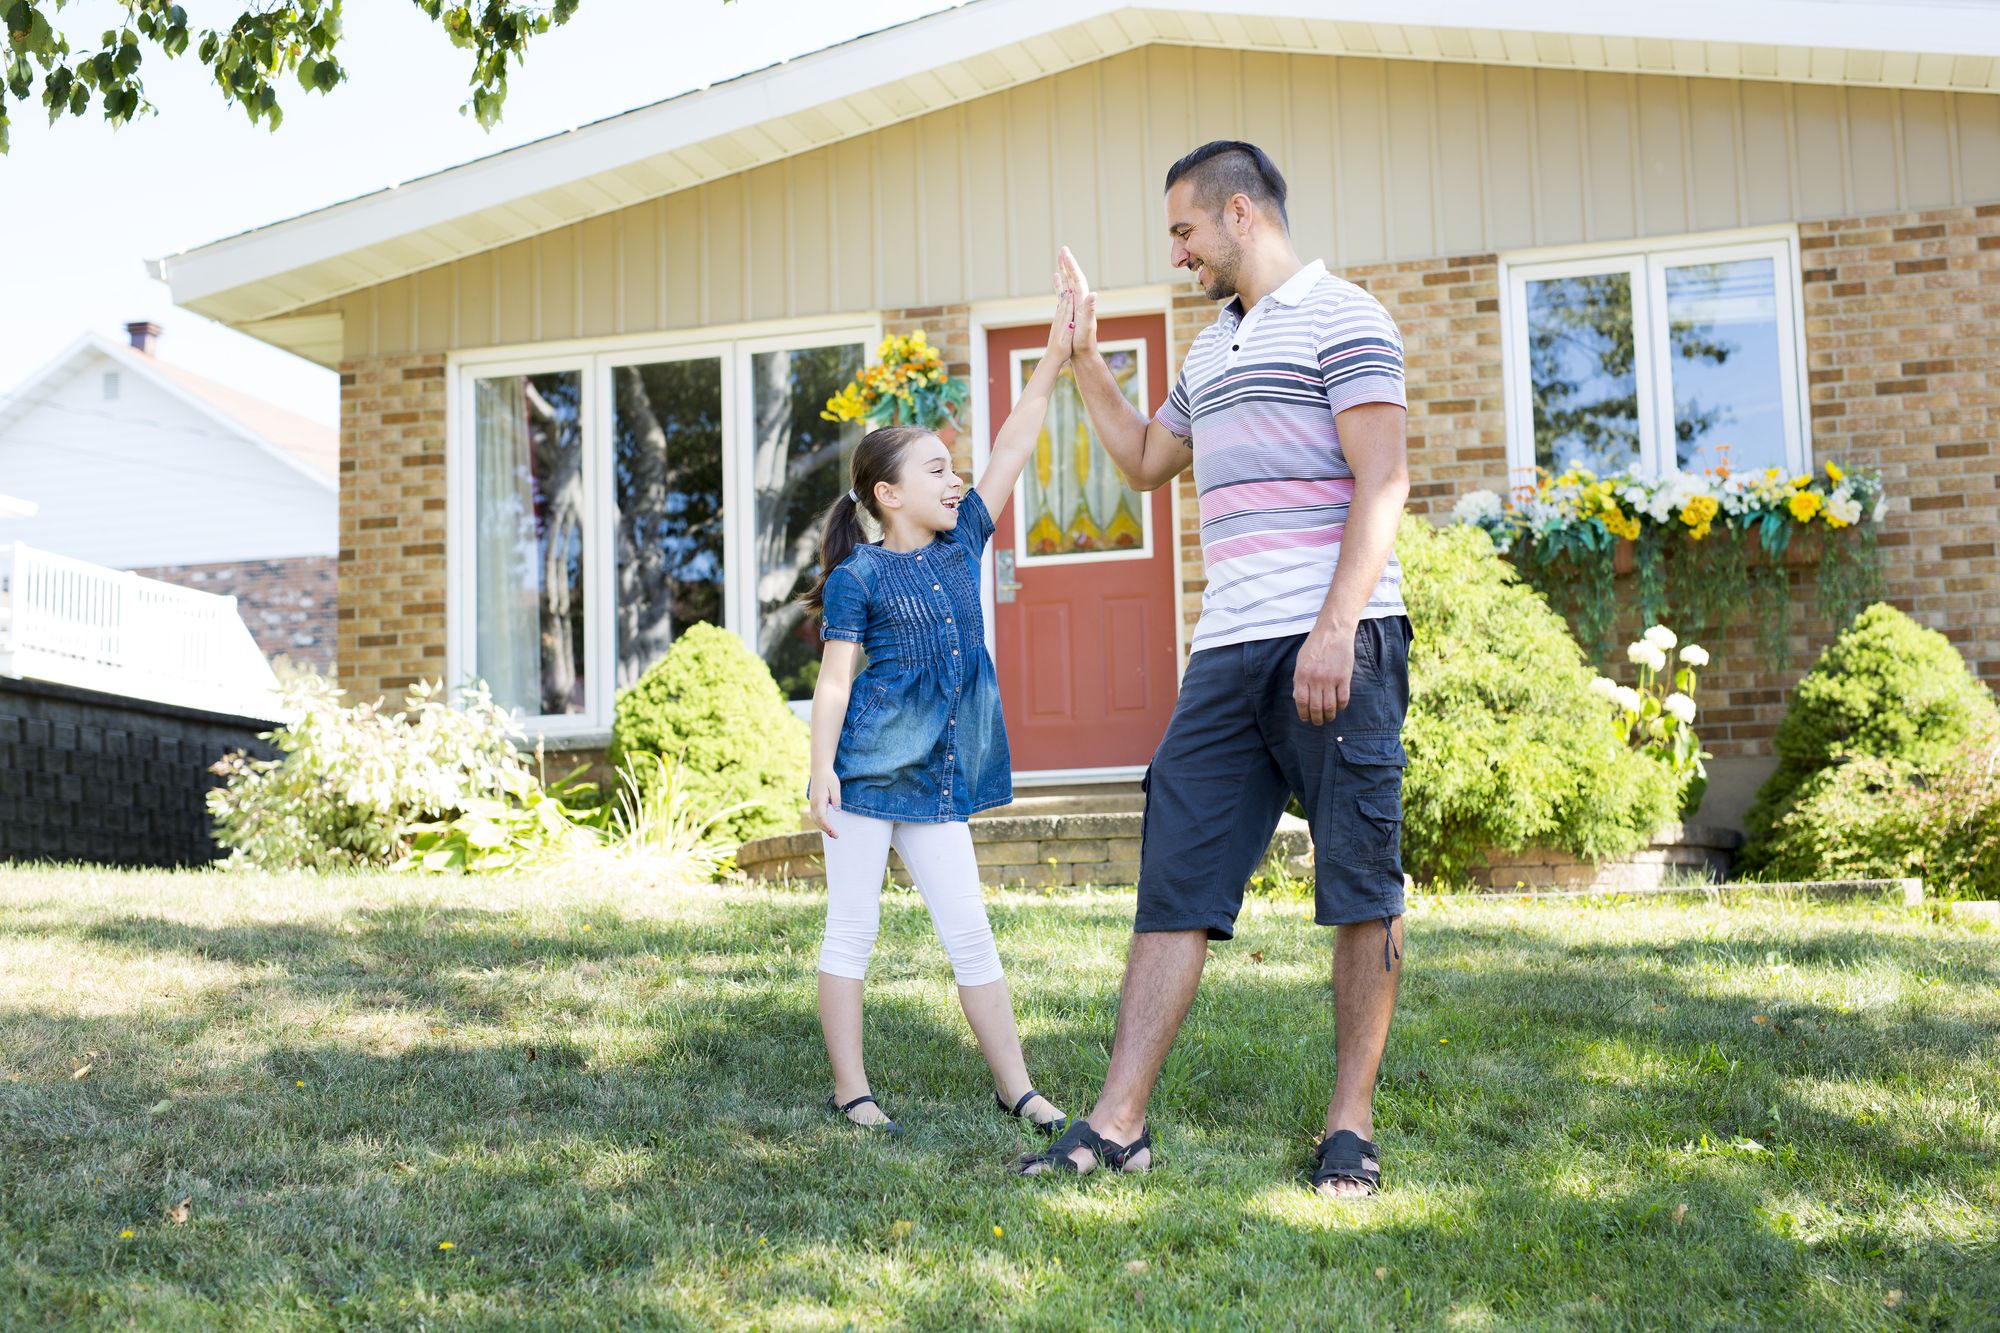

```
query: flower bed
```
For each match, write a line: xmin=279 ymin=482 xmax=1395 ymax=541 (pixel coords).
xmin=1451 ymin=462 xmax=1886 ymax=662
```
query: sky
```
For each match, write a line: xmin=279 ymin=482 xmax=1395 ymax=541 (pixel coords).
xmin=0 ymin=0 xmax=958 ymax=428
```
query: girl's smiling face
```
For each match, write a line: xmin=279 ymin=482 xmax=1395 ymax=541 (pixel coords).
xmin=876 ymin=434 xmax=964 ymax=538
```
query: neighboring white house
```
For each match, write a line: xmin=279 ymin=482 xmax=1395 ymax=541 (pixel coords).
xmin=0 ymin=322 xmax=338 ymax=673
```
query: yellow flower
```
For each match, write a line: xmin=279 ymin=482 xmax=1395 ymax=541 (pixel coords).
xmin=119 ymin=1230 xmax=135 ymax=1239
xmin=1680 ymin=494 xmax=1720 ymax=540
xmin=993 ymin=1225 xmax=1004 ymax=1237
xmin=1787 ymin=491 xmax=1822 ymax=522
xmin=1825 ymin=461 xmax=1845 ymax=483
xmin=1790 ymin=474 xmax=1811 ymax=490
xmin=438 ymin=1241 xmax=455 ymax=1250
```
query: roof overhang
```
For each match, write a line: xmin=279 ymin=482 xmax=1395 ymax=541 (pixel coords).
xmin=157 ymin=0 xmax=2000 ymax=362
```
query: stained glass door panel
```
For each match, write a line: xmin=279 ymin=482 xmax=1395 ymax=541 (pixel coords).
xmin=1013 ymin=344 xmax=1150 ymax=563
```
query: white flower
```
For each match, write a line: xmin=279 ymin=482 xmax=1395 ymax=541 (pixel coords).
xmin=1644 ymin=625 xmax=1678 ymax=651
xmin=1872 ymin=495 xmax=1889 ymax=523
xmin=1451 ymin=489 xmax=1504 ymax=525
xmin=1663 ymin=692 xmax=1697 ymax=725
xmin=1588 ymin=676 xmax=1620 ymax=702
xmin=1612 ymin=686 xmax=1644 ymax=713
xmin=1627 ymin=641 xmax=1668 ymax=672
xmin=1827 ymin=494 xmax=1863 ymax=526
xmin=1680 ymin=644 xmax=1710 ymax=667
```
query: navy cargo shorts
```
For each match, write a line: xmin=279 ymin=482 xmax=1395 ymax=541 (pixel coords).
xmin=1135 ymin=616 xmax=1412 ymax=940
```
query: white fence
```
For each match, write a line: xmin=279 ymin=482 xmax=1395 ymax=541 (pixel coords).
xmin=0 ymin=541 xmax=284 ymax=720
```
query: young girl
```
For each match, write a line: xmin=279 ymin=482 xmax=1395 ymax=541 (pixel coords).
xmin=799 ymin=292 xmax=1075 ymax=1134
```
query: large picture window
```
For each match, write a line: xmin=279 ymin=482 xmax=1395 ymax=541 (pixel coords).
xmin=1503 ymin=235 xmax=1808 ymax=481
xmin=453 ymin=326 xmax=871 ymax=736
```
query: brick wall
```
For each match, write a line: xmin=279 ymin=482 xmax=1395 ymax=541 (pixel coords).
xmin=131 ymin=556 xmax=336 ymax=676
xmin=337 ymin=354 xmax=448 ymax=707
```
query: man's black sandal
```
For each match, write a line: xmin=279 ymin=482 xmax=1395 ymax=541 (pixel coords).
xmin=995 ymin=1088 xmax=1070 ymax=1137
xmin=1011 ymin=1117 xmax=1151 ymax=1176
xmin=826 ymin=1094 xmax=901 ymax=1134
xmin=1311 ymin=1129 xmax=1381 ymax=1195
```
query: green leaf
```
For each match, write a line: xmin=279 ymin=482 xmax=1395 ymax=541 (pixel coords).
xmin=295 ymin=55 xmax=316 ymax=90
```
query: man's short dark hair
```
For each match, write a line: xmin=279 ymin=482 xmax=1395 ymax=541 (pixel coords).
xmin=1164 ymin=141 xmax=1289 ymax=229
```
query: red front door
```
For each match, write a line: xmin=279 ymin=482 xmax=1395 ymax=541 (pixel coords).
xmin=986 ymin=315 xmax=1178 ymax=772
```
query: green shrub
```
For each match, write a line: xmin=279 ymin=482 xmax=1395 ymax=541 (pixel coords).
xmin=209 ymin=675 xmax=555 ymax=870
xmin=1742 ymin=603 xmax=1998 ymax=853
xmin=608 ymin=623 xmax=809 ymax=844
xmin=1400 ymin=516 xmax=1681 ymax=883
xmin=1919 ymin=739 xmax=2000 ymax=899
xmin=1745 ymin=756 xmax=1925 ymax=884
xmin=1750 ymin=739 xmax=2000 ymax=899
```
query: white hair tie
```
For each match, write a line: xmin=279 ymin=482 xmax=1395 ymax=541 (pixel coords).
xmin=848 ymin=489 xmax=860 ymax=503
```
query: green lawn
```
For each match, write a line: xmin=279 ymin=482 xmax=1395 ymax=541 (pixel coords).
xmin=1 ymin=868 xmax=1995 ymax=1330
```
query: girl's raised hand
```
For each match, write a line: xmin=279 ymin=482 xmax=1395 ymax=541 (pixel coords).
xmin=1045 ymin=276 xmax=1074 ymax=366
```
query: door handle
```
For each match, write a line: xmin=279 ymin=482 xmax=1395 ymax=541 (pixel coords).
xmin=995 ymin=548 xmax=1023 ymax=603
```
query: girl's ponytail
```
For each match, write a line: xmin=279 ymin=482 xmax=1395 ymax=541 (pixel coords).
xmin=798 ymin=424 xmax=933 ymax=615
xmin=800 ymin=491 xmax=867 ymax=614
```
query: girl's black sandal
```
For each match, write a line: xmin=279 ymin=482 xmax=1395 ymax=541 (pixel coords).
xmin=995 ymin=1088 xmax=1069 ymax=1137
xmin=1011 ymin=1117 xmax=1151 ymax=1176
xmin=827 ymin=1093 xmax=902 ymax=1135
xmin=1311 ymin=1129 xmax=1381 ymax=1195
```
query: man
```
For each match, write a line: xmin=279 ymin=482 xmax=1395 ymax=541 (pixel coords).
xmin=1015 ymin=141 xmax=1412 ymax=1197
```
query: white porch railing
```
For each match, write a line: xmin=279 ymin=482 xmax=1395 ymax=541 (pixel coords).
xmin=0 ymin=541 xmax=285 ymax=720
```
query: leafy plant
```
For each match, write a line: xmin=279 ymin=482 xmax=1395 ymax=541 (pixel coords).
xmin=610 ymin=751 xmax=750 ymax=883
xmin=820 ymin=330 xmax=968 ymax=431
xmin=608 ymin=622 xmax=808 ymax=845
xmin=1453 ymin=461 xmax=1885 ymax=663
xmin=1741 ymin=603 xmax=2000 ymax=853
xmin=1589 ymin=626 xmax=1714 ymax=817
xmin=405 ymin=765 xmax=606 ymax=873
xmin=208 ymin=674 xmax=540 ymax=871
xmin=1399 ymin=516 xmax=1681 ymax=884
xmin=0 ymin=0 xmax=592 ymax=154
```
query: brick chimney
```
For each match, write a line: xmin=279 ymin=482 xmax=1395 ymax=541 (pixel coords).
xmin=125 ymin=321 xmax=162 ymax=356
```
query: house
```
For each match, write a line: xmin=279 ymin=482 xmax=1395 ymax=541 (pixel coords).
xmin=0 ymin=323 xmax=339 ymax=674
xmin=154 ymin=0 xmax=2000 ymax=830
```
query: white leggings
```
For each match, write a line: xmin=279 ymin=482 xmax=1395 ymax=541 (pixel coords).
xmin=818 ymin=807 xmax=1004 ymax=987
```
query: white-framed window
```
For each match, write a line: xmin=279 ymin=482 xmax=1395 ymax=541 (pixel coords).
xmin=450 ymin=321 xmax=874 ymax=737
xmin=1500 ymin=231 xmax=1809 ymax=481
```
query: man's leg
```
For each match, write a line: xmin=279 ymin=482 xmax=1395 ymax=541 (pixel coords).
xmin=1320 ymin=914 xmax=1403 ymax=1195
xmin=1018 ymin=642 xmax=1285 ymax=1175
xmin=1259 ymin=618 xmax=1414 ymax=1193
xmin=1020 ymin=928 xmax=1208 ymax=1173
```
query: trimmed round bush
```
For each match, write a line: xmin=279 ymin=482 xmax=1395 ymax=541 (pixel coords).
xmin=1742 ymin=602 xmax=1998 ymax=852
xmin=608 ymin=623 xmax=810 ymax=845
xmin=1399 ymin=516 xmax=1681 ymax=883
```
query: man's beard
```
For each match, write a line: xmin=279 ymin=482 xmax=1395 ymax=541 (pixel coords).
xmin=1196 ymin=235 xmax=1243 ymax=301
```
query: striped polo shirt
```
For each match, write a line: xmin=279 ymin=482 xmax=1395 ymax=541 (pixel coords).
xmin=1154 ymin=259 xmax=1407 ymax=653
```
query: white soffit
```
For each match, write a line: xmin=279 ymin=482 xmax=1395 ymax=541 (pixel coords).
xmin=157 ymin=0 xmax=2000 ymax=348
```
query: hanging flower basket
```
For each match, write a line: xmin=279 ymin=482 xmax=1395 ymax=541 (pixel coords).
xmin=1450 ymin=462 xmax=1888 ymax=664
xmin=820 ymin=330 xmax=969 ymax=435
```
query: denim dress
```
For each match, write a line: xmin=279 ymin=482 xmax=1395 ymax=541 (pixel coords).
xmin=818 ymin=488 xmax=1012 ymax=823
